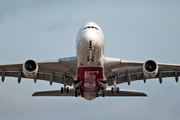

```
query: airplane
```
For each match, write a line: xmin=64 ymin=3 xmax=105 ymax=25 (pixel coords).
xmin=1 ymin=21 xmax=180 ymax=101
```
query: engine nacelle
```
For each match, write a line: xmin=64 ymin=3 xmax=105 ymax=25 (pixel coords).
xmin=22 ymin=59 xmax=38 ymax=78
xmin=143 ymin=60 xmax=158 ymax=78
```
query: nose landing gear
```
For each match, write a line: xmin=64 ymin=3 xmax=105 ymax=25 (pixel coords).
xmin=87 ymin=41 xmax=94 ymax=62
xmin=87 ymin=56 xmax=94 ymax=62
xmin=74 ymin=82 xmax=84 ymax=97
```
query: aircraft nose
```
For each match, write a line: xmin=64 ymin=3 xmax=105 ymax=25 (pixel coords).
xmin=82 ymin=29 xmax=100 ymax=42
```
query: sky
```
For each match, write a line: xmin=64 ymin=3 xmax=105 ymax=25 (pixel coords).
xmin=0 ymin=0 xmax=180 ymax=120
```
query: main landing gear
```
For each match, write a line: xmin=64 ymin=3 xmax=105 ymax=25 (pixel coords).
xmin=108 ymin=76 xmax=120 ymax=93
xmin=60 ymin=76 xmax=72 ymax=93
xmin=61 ymin=87 xmax=69 ymax=93
xmin=96 ymin=81 xmax=107 ymax=97
xmin=96 ymin=88 xmax=105 ymax=97
xmin=75 ymin=87 xmax=84 ymax=97
xmin=111 ymin=87 xmax=119 ymax=93
xmin=73 ymin=81 xmax=84 ymax=97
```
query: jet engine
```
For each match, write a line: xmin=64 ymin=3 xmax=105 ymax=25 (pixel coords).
xmin=143 ymin=60 xmax=158 ymax=78
xmin=22 ymin=59 xmax=38 ymax=78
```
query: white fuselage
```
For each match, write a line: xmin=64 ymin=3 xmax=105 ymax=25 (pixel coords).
xmin=75 ymin=22 xmax=106 ymax=100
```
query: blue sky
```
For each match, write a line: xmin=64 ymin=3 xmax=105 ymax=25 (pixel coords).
xmin=0 ymin=0 xmax=180 ymax=120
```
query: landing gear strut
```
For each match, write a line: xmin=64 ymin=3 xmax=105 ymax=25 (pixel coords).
xmin=108 ymin=76 xmax=120 ymax=93
xmin=87 ymin=41 xmax=94 ymax=62
xmin=60 ymin=76 xmax=72 ymax=93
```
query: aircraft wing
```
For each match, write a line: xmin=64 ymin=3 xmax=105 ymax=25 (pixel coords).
xmin=32 ymin=89 xmax=147 ymax=97
xmin=32 ymin=89 xmax=75 ymax=96
xmin=104 ymin=57 xmax=180 ymax=86
xmin=0 ymin=57 xmax=77 ymax=86
xmin=104 ymin=89 xmax=147 ymax=96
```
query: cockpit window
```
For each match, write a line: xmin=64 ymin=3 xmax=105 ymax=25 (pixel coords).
xmin=83 ymin=26 xmax=98 ymax=31
xmin=94 ymin=27 xmax=98 ymax=30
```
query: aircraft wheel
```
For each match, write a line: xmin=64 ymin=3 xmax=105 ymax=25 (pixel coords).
xmin=75 ymin=90 xmax=77 ymax=97
xmin=92 ymin=56 xmax=94 ymax=62
xmin=61 ymin=87 xmax=63 ymax=93
xmin=96 ymin=92 xmax=99 ymax=97
xmin=111 ymin=87 xmax=114 ymax=93
xmin=117 ymin=87 xmax=119 ymax=93
xmin=66 ymin=87 xmax=69 ymax=93
xmin=102 ymin=91 xmax=105 ymax=97
xmin=87 ymin=56 xmax=89 ymax=62
xmin=81 ymin=90 xmax=84 ymax=97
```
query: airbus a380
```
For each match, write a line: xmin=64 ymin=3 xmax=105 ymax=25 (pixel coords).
xmin=1 ymin=22 xmax=180 ymax=101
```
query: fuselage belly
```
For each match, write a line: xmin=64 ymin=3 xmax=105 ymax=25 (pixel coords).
xmin=75 ymin=22 xmax=106 ymax=100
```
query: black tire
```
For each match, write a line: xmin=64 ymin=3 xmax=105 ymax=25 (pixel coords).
xmin=87 ymin=56 xmax=89 ymax=61
xmin=66 ymin=87 xmax=69 ymax=93
xmin=96 ymin=92 xmax=99 ymax=97
xmin=111 ymin=87 xmax=114 ymax=93
xmin=117 ymin=87 xmax=119 ymax=93
xmin=92 ymin=56 xmax=94 ymax=62
xmin=61 ymin=87 xmax=63 ymax=93
xmin=81 ymin=90 xmax=84 ymax=97
xmin=75 ymin=90 xmax=77 ymax=97
xmin=102 ymin=91 xmax=105 ymax=97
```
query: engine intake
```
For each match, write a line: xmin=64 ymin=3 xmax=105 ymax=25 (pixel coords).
xmin=143 ymin=60 xmax=158 ymax=78
xmin=23 ymin=59 xmax=38 ymax=78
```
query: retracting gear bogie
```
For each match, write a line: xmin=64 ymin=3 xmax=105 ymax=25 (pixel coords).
xmin=60 ymin=87 xmax=69 ymax=93
xmin=109 ymin=76 xmax=120 ymax=93
xmin=60 ymin=76 xmax=72 ymax=93
xmin=96 ymin=89 xmax=105 ymax=97
xmin=96 ymin=81 xmax=107 ymax=97
xmin=74 ymin=87 xmax=84 ymax=97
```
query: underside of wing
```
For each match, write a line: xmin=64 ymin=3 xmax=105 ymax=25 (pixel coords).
xmin=105 ymin=89 xmax=147 ymax=97
xmin=104 ymin=57 xmax=180 ymax=86
xmin=32 ymin=89 xmax=75 ymax=96
xmin=104 ymin=57 xmax=143 ymax=79
xmin=32 ymin=89 xmax=147 ymax=97
xmin=0 ymin=57 xmax=77 ymax=86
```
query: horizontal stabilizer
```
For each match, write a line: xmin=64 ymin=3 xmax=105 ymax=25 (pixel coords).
xmin=105 ymin=89 xmax=147 ymax=97
xmin=32 ymin=89 xmax=147 ymax=97
xmin=32 ymin=89 xmax=75 ymax=96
